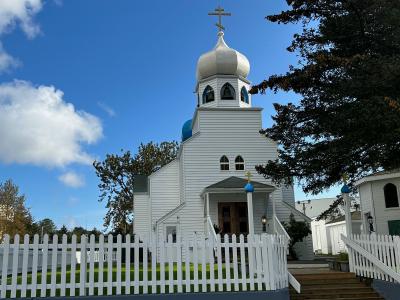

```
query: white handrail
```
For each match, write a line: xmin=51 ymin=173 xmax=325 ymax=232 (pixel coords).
xmin=341 ymin=234 xmax=400 ymax=283
xmin=207 ymin=216 xmax=218 ymax=242
xmin=288 ymin=271 xmax=301 ymax=293
xmin=274 ymin=215 xmax=291 ymax=242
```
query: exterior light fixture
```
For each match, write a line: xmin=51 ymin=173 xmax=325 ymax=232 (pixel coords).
xmin=261 ymin=215 xmax=267 ymax=232
xmin=367 ymin=214 xmax=374 ymax=233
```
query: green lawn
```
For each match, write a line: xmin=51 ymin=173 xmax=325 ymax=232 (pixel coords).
xmin=4 ymin=263 xmax=255 ymax=298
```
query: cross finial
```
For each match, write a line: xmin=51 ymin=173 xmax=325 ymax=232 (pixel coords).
xmin=208 ymin=6 xmax=231 ymax=32
xmin=245 ymin=171 xmax=252 ymax=183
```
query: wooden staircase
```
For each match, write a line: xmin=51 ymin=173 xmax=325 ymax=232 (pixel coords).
xmin=290 ymin=272 xmax=383 ymax=300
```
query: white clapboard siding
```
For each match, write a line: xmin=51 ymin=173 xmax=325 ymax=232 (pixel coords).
xmin=0 ymin=233 xmax=288 ymax=298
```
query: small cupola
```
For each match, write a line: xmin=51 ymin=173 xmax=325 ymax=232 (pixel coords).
xmin=195 ymin=7 xmax=252 ymax=109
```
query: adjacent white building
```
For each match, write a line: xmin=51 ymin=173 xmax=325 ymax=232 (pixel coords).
xmin=356 ymin=170 xmax=400 ymax=236
xmin=133 ymin=29 xmax=314 ymax=260
xmin=312 ymin=211 xmax=362 ymax=255
xmin=296 ymin=198 xmax=362 ymax=255
xmin=296 ymin=198 xmax=336 ymax=219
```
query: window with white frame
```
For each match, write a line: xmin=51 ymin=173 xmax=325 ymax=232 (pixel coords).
xmin=165 ymin=225 xmax=177 ymax=243
xmin=235 ymin=155 xmax=244 ymax=170
xmin=384 ymin=183 xmax=399 ymax=208
xmin=220 ymin=155 xmax=229 ymax=171
xmin=220 ymin=83 xmax=235 ymax=100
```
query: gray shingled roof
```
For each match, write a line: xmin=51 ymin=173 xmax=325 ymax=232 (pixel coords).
xmin=205 ymin=176 xmax=274 ymax=190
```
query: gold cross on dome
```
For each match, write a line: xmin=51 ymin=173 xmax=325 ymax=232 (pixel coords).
xmin=208 ymin=6 xmax=231 ymax=32
xmin=342 ymin=173 xmax=349 ymax=183
xmin=245 ymin=171 xmax=252 ymax=183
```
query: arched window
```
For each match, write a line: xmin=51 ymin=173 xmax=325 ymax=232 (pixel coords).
xmin=202 ymin=85 xmax=215 ymax=104
xmin=240 ymin=86 xmax=249 ymax=103
xmin=220 ymin=155 xmax=229 ymax=171
xmin=220 ymin=83 xmax=235 ymax=100
xmin=235 ymin=155 xmax=244 ymax=170
xmin=384 ymin=183 xmax=399 ymax=208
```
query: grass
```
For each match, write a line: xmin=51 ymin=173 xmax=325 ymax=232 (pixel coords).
xmin=4 ymin=263 xmax=257 ymax=298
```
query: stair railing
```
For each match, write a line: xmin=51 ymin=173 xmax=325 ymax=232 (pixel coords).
xmin=273 ymin=215 xmax=301 ymax=294
xmin=288 ymin=272 xmax=301 ymax=293
xmin=341 ymin=234 xmax=400 ymax=283
xmin=207 ymin=216 xmax=218 ymax=243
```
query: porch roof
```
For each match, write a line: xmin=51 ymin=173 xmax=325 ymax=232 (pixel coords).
xmin=202 ymin=176 xmax=275 ymax=195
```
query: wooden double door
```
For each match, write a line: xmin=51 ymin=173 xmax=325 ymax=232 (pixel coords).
xmin=218 ymin=202 xmax=248 ymax=235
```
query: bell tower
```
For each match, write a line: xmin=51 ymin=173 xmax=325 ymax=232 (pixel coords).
xmin=195 ymin=7 xmax=252 ymax=109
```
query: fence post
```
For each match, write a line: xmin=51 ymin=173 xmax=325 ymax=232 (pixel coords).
xmin=394 ymin=236 xmax=400 ymax=273
xmin=30 ymin=234 xmax=39 ymax=298
xmin=10 ymin=234 xmax=20 ymax=298
xmin=50 ymin=235 xmax=58 ymax=297
xmin=348 ymin=233 xmax=354 ymax=273
xmin=1 ymin=234 xmax=10 ymax=298
xmin=60 ymin=234 xmax=67 ymax=296
xmin=79 ymin=235 xmax=87 ymax=296
xmin=21 ymin=234 xmax=29 ymax=298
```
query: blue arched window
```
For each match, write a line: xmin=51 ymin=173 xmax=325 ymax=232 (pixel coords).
xmin=220 ymin=83 xmax=235 ymax=100
xmin=240 ymin=86 xmax=249 ymax=103
xmin=202 ymin=85 xmax=215 ymax=104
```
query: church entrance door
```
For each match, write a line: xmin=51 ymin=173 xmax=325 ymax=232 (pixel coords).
xmin=218 ymin=202 xmax=248 ymax=236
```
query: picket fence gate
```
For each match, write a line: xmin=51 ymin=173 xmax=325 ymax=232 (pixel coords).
xmin=342 ymin=233 xmax=400 ymax=283
xmin=0 ymin=233 xmax=288 ymax=298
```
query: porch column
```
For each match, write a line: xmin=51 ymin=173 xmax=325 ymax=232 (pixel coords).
xmin=342 ymin=183 xmax=352 ymax=236
xmin=269 ymin=193 xmax=276 ymax=234
xmin=245 ymin=182 xmax=255 ymax=236
xmin=206 ymin=193 xmax=210 ymax=217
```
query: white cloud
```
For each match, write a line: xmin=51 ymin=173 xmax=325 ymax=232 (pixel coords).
xmin=53 ymin=0 xmax=63 ymax=7
xmin=0 ymin=42 xmax=19 ymax=73
xmin=0 ymin=0 xmax=43 ymax=72
xmin=97 ymin=101 xmax=116 ymax=117
xmin=59 ymin=171 xmax=85 ymax=188
xmin=0 ymin=0 xmax=43 ymax=38
xmin=0 ymin=80 xmax=103 ymax=167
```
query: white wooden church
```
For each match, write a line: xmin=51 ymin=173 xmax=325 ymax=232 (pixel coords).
xmin=133 ymin=24 xmax=313 ymax=260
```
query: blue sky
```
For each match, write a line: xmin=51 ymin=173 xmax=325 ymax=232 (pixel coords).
xmin=0 ymin=0 xmax=340 ymax=231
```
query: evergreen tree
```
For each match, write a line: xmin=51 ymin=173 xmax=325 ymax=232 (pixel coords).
xmin=251 ymin=0 xmax=400 ymax=193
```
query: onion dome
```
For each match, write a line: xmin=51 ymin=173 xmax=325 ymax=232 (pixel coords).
xmin=196 ymin=31 xmax=250 ymax=81
xmin=181 ymin=119 xmax=192 ymax=142
xmin=244 ymin=182 xmax=254 ymax=193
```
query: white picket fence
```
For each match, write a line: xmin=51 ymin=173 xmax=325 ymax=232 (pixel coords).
xmin=0 ymin=233 xmax=288 ymax=298
xmin=342 ymin=233 xmax=400 ymax=283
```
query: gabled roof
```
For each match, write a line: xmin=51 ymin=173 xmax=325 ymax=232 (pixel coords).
xmin=203 ymin=176 xmax=275 ymax=194
xmin=355 ymin=169 xmax=400 ymax=186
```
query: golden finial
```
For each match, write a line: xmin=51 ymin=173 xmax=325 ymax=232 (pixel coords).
xmin=245 ymin=171 xmax=252 ymax=183
xmin=342 ymin=173 xmax=349 ymax=183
